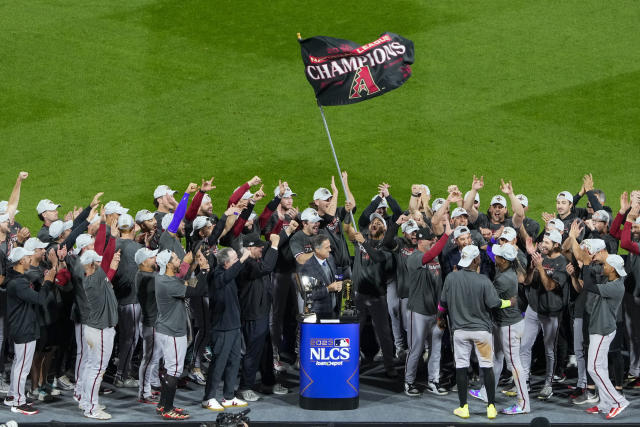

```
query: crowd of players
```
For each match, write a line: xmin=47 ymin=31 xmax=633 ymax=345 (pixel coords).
xmin=0 ymin=170 xmax=638 ymax=421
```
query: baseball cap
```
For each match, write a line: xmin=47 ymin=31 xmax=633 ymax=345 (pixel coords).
xmin=73 ymin=234 xmax=94 ymax=255
xmin=465 ymin=191 xmax=480 ymax=204
xmin=37 ymin=199 xmax=60 ymax=215
xmin=23 ymin=237 xmax=48 ymax=251
xmin=0 ymin=214 xmax=9 ymax=224
xmin=153 ymin=185 xmax=176 ymax=199
xmin=49 ymin=220 xmax=73 ymax=239
xmin=431 ymin=198 xmax=445 ymax=213
xmin=104 ymin=201 xmax=128 ymax=216
xmin=500 ymin=227 xmax=517 ymax=242
xmin=418 ymin=184 xmax=430 ymax=196
xmin=492 ymin=243 xmax=517 ymax=261
xmin=135 ymin=248 xmax=158 ymax=265
xmin=544 ymin=230 xmax=563 ymax=244
xmin=135 ymin=209 xmax=155 ymax=224
xmin=118 ymin=213 xmax=134 ymax=230
xmin=233 ymin=186 xmax=253 ymax=200
xmin=371 ymin=195 xmax=389 ymax=209
xmin=458 ymin=245 xmax=480 ymax=268
xmin=401 ymin=220 xmax=419 ymax=235
xmin=556 ymin=191 xmax=573 ymax=202
xmin=606 ymin=254 xmax=627 ymax=278
xmin=156 ymin=250 xmax=172 ymax=275
xmin=580 ymin=239 xmax=606 ymax=255
xmin=453 ymin=226 xmax=470 ymax=240
xmin=516 ymin=194 xmax=528 ymax=207
xmin=202 ymin=193 xmax=212 ymax=204
xmin=274 ymin=185 xmax=296 ymax=198
xmin=161 ymin=213 xmax=173 ymax=231
xmin=369 ymin=213 xmax=387 ymax=229
xmin=451 ymin=207 xmax=468 ymax=219
xmin=490 ymin=195 xmax=507 ymax=207
xmin=79 ymin=250 xmax=102 ymax=266
xmin=313 ymin=188 xmax=332 ymax=201
xmin=0 ymin=201 xmax=18 ymax=215
xmin=548 ymin=219 xmax=565 ymax=232
xmin=416 ymin=227 xmax=435 ymax=241
xmin=8 ymin=247 xmax=34 ymax=263
xmin=592 ymin=210 xmax=610 ymax=224
xmin=243 ymin=233 xmax=267 ymax=248
xmin=191 ymin=216 xmax=212 ymax=236
xmin=300 ymin=208 xmax=321 ymax=223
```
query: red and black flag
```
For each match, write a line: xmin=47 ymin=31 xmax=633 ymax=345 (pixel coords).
xmin=300 ymin=32 xmax=414 ymax=106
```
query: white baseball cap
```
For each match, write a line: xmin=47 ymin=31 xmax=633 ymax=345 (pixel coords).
xmin=401 ymin=220 xmax=419 ymax=235
xmin=592 ymin=210 xmax=610 ymax=224
xmin=490 ymin=195 xmax=507 ymax=207
xmin=191 ymin=216 xmax=212 ymax=236
xmin=313 ymin=188 xmax=332 ymax=201
xmin=233 ymin=186 xmax=253 ymax=200
xmin=548 ymin=219 xmax=565 ymax=232
xmin=8 ymin=247 xmax=34 ymax=263
xmin=274 ymin=185 xmax=296 ymax=198
xmin=0 ymin=201 xmax=17 ymax=215
xmin=580 ymin=239 xmax=606 ymax=255
xmin=154 ymin=185 xmax=176 ymax=199
xmin=369 ymin=213 xmax=387 ymax=229
xmin=453 ymin=226 xmax=471 ymax=240
xmin=37 ymin=199 xmax=60 ymax=215
xmin=300 ymin=208 xmax=321 ymax=223
xmin=104 ymin=201 xmax=128 ymax=215
xmin=545 ymin=230 xmax=563 ymax=244
xmin=516 ymin=194 xmax=528 ymax=207
xmin=493 ymin=243 xmax=517 ymax=261
xmin=458 ymin=245 xmax=480 ymax=268
xmin=23 ymin=237 xmax=48 ymax=251
xmin=500 ymin=227 xmax=517 ymax=242
xmin=451 ymin=207 xmax=468 ymax=219
xmin=465 ymin=191 xmax=480 ymax=204
xmin=135 ymin=248 xmax=158 ymax=265
xmin=371 ymin=195 xmax=389 ymax=209
xmin=432 ymin=198 xmax=445 ymax=213
xmin=202 ymin=193 xmax=212 ymax=204
xmin=135 ymin=209 xmax=155 ymax=224
xmin=556 ymin=191 xmax=573 ymax=202
xmin=79 ymin=249 xmax=103 ymax=266
xmin=73 ymin=234 xmax=94 ymax=255
xmin=161 ymin=213 xmax=173 ymax=231
xmin=49 ymin=220 xmax=73 ymax=239
xmin=118 ymin=213 xmax=134 ymax=230
xmin=606 ymin=254 xmax=627 ymax=278
xmin=156 ymin=249 xmax=173 ymax=275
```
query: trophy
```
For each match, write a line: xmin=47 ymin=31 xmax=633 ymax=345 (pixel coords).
xmin=295 ymin=275 xmax=320 ymax=321
xmin=340 ymin=279 xmax=356 ymax=318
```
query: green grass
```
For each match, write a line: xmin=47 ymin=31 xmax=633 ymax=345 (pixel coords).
xmin=1 ymin=1 xmax=638 ymax=233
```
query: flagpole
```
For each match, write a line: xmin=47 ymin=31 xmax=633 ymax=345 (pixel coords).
xmin=316 ymin=102 xmax=357 ymax=228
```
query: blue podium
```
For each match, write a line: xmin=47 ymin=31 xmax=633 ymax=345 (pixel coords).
xmin=298 ymin=319 xmax=359 ymax=410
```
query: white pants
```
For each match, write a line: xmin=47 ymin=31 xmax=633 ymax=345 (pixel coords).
xmin=138 ymin=326 xmax=162 ymax=398
xmin=520 ymin=306 xmax=558 ymax=386
xmin=588 ymin=332 xmax=629 ymax=413
xmin=80 ymin=326 xmax=115 ymax=413
xmin=453 ymin=329 xmax=493 ymax=369
xmin=157 ymin=333 xmax=187 ymax=378
xmin=404 ymin=312 xmax=442 ymax=384
xmin=386 ymin=280 xmax=405 ymax=349
xmin=573 ymin=317 xmax=587 ymax=388
xmin=9 ymin=341 xmax=36 ymax=406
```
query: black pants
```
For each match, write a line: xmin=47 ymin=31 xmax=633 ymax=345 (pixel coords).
xmin=240 ymin=319 xmax=269 ymax=390
xmin=203 ymin=329 xmax=241 ymax=401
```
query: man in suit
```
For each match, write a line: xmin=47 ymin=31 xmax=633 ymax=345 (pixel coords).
xmin=300 ymin=235 xmax=343 ymax=319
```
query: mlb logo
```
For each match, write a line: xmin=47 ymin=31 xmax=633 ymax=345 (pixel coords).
xmin=334 ymin=338 xmax=350 ymax=347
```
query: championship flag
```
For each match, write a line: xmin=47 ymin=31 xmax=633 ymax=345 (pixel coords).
xmin=299 ymin=32 xmax=414 ymax=106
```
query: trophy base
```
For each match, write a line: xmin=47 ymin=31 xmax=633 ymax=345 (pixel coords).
xmin=300 ymin=395 xmax=359 ymax=410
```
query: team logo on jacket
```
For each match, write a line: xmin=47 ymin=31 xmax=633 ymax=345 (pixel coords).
xmin=309 ymin=337 xmax=351 ymax=366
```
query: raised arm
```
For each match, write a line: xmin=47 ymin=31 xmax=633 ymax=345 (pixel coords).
xmin=5 ymin=172 xmax=28 ymax=221
xmin=501 ymin=179 xmax=524 ymax=229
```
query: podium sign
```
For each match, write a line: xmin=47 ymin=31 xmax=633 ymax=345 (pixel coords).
xmin=299 ymin=321 xmax=359 ymax=410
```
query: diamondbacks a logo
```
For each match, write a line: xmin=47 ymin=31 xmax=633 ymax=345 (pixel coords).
xmin=349 ymin=66 xmax=380 ymax=99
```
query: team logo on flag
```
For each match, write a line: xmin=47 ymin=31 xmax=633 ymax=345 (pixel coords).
xmin=349 ymin=66 xmax=380 ymax=99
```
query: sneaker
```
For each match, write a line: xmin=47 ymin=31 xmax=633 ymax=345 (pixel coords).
xmin=487 ymin=403 xmax=497 ymax=419
xmin=161 ymin=409 xmax=190 ymax=420
xmin=189 ymin=368 xmax=206 ymax=385
xmin=79 ymin=403 xmax=105 ymax=411
xmin=84 ymin=409 xmax=112 ymax=420
xmin=627 ymin=378 xmax=640 ymax=389
xmin=114 ymin=377 xmax=124 ymax=387
xmin=427 ymin=382 xmax=448 ymax=396
xmin=12 ymin=403 xmax=38 ymax=415
xmin=585 ymin=406 xmax=601 ymax=414
xmin=37 ymin=388 xmax=54 ymax=401
xmin=373 ymin=349 xmax=384 ymax=362
xmin=138 ymin=395 xmax=159 ymax=405
xmin=404 ymin=382 xmax=420 ymax=397
xmin=573 ymin=390 xmax=598 ymax=405
xmin=553 ymin=374 xmax=566 ymax=383
xmin=43 ymin=383 xmax=61 ymax=396
xmin=3 ymin=396 xmax=14 ymax=407
xmin=606 ymin=402 xmax=629 ymax=419
xmin=99 ymin=386 xmax=113 ymax=395
xmin=469 ymin=388 xmax=487 ymax=402
xmin=502 ymin=404 xmax=527 ymax=415
xmin=55 ymin=375 xmax=74 ymax=391
xmin=453 ymin=403 xmax=470 ymax=419
xmin=537 ymin=384 xmax=553 ymax=400
xmin=123 ymin=378 xmax=138 ymax=388
xmin=273 ymin=359 xmax=286 ymax=372
xmin=202 ymin=398 xmax=224 ymax=411
xmin=502 ymin=384 xmax=517 ymax=397
xmin=271 ymin=383 xmax=288 ymax=395
xmin=221 ymin=397 xmax=248 ymax=408
xmin=238 ymin=389 xmax=260 ymax=402
xmin=570 ymin=387 xmax=585 ymax=399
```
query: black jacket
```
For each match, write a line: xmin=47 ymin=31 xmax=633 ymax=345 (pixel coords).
xmin=6 ymin=268 xmax=52 ymax=343
xmin=236 ymin=247 xmax=278 ymax=321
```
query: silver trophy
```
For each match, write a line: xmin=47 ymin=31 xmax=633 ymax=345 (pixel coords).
xmin=295 ymin=275 xmax=321 ymax=320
